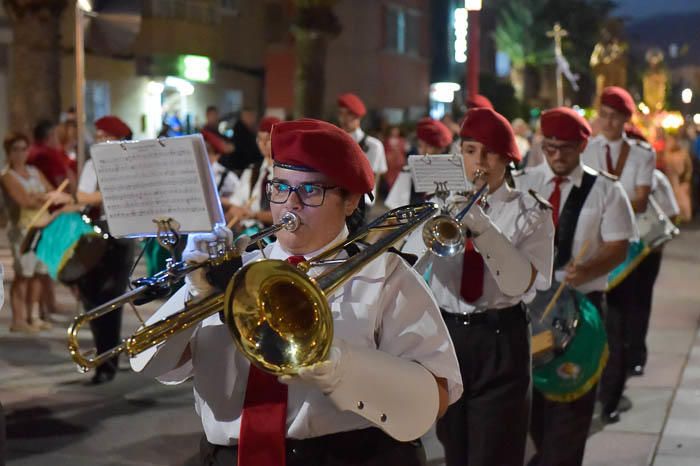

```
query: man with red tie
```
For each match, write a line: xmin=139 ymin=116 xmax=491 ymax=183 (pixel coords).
xmin=408 ymin=108 xmax=554 ymax=465
xmin=514 ymin=107 xmax=635 ymax=465
xmin=581 ymin=86 xmax=655 ymax=421
xmin=131 ymin=118 xmax=462 ymax=466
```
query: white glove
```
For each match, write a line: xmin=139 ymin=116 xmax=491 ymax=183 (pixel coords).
xmin=460 ymin=203 xmax=492 ymax=236
xmin=279 ymin=340 xmax=344 ymax=394
xmin=183 ymin=225 xmax=233 ymax=298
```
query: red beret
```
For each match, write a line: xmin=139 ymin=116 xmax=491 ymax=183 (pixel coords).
xmin=337 ymin=93 xmax=367 ymax=118
xmin=541 ymin=107 xmax=592 ymax=142
xmin=466 ymin=94 xmax=494 ymax=110
xmin=459 ymin=108 xmax=520 ymax=162
xmin=271 ymin=118 xmax=374 ymax=194
xmin=95 ymin=116 xmax=131 ymax=139
xmin=258 ymin=116 xmax=281 ymax=134
xmin=416 ymin=118 xmax=452 ymax=149
xmin=601 ymin=86 xmax=635 ymax=118
xmin=201 ymin=129 xmax=227 ymax=155
xmin=624 ymin=123 xmax=648 ymax=142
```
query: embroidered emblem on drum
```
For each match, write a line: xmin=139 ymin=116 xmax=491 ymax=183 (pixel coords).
xmin=556 ymin=362 xmax=582 ymax=381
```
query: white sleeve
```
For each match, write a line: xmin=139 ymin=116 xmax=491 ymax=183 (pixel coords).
xmin=376 ymin=255 xmax=463 ymax=404
xmin=516 ymin=201 xmax=555 ymax=291
xmin=231 ymin=168 xmax=252 ymax=206
xmin=635 ymin=148 xmax=655 ymax=188
xmin=384 ymin=171 xmax=412 ymax=209
xmin=78 ymin=159 xmax=99 ymax=193
xmin=601 ymin=181 xmax=637 ymax=242
xmin=654 ymin=171 xmax=680 ymax=218
xmin=369 ymin=139 xmax=388 ymax=175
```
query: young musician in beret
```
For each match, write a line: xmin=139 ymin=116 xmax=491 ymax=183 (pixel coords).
xmin=76 ymin=115 xmax=136 ymax=384
xmin=581 ymin=86 xmax=656 ymax=421
xmin=407 ymin=108 xmax=554 ymax=465
xmin=513 ymin=107 xmax=636 ymax=466
xmin=337 ymin=93 xmax=387 ymax=205
xmin=131 ymin=118 xmax=462 ymax=466
xmin=385 ymin=117 xmax=454 ymax=209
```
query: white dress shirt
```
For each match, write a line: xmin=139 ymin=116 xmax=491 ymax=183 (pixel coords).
xmin=406 ymin=182 xmax=554 ymax=314
xmin=231 ymin=158 xmax=273 ymax=213
xmin=210 ymin=161 xmax=239 ymax=200
xmin=651 ymin=169 xmax=680 ymax=219
xmin=78 ymin=158 xmax=98 ymax=194
xmin=514 ymin=162 xmax=637 ymax=293
xmin=350 ymin=128 xmax=387 ymax=205
xmin=131 ymin=227 xmax=462 ymax=445
xmin=581 ymin=135 xmax=655 ymax=202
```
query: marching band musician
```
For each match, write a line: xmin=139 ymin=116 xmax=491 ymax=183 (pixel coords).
xmin=626 ymin=168 xmax=680 ymax=376
xmin=581 ymin=86 xmax=656 ymax=421
xmin=228 ymin=116 xmax=280 ymax=229
xmin=337 ymin=93 xmax=388 ymax=205
xmin=76 ymin=115 xmax=136 ymax=385
xmin=407 ymin=108 xmax=554 ymax=466
xmin=131 ymin=118 xmax=462 ymax=466
xmin=201 ymin=129 xmax=240 ymax=212
xmin=385 ymin=117 xmax=453 ymax=209
xmin=513 ymin=107 xmax=636 ymax=466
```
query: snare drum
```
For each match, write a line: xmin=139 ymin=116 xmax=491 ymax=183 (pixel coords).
xmin=530 ymin=284 xmax=608 ymax=402
xmin=34 ymin=212 xmax=108 ymax=283
xmin=608 ymin=195 xmax=679 ymax=291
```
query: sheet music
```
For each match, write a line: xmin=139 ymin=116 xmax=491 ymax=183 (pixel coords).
xmin=91 ymin=135 xmax=224 ymax=237
xmin=408 ymin=154 xmax=469 ymax=193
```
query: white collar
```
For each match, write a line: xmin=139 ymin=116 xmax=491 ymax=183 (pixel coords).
xmin=270 ymin=224 xmax=349 ymax=261
xmin=487 ymin=180 xmax=513 ymax=203
xmin=350 ymin=127 xmax=365 ymax=142
xmin=539 ymin=160 xmax=584 ymax=188
xmin=599 ymin=135 xmax=624 ymax=150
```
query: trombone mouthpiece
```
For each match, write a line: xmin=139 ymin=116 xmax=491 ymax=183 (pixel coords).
xmin=281 ymin=212 xmax=301 ymax=232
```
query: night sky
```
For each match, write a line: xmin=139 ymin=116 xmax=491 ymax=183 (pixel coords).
xmin=614 ymin=0 xmax=700 ymax=20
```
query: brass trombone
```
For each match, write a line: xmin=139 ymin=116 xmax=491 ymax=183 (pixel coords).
xmin=67 ymin=203 xmax=439 ymax=375
xmin=422 ymin=170 xmax=489 ymax=257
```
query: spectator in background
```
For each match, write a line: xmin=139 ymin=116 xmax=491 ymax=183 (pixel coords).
xmin=691 ymin=124 xmax=700 ymax=216
xmin=512 ymin=118 xmax=532 ymax=159
xmin=220 ymin=108 xmax=263 ymax=173
xmin=27 ymin=120 xmax=76 ymax=191
xmin=56 ymin=119 xmax=78 ymax=163
xmin=202 ymin=105 xmax=234 ymax=153
xmin=1 ymin=132 xmax=71 ymax=333
xmin=382 ymin=126 xmax=408 ymax=193
xmin=664 ymin=131 xmax=693 ymax=222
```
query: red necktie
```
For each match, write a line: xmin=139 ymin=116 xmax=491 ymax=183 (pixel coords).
xmin=548 ymin=176 xmax=567 ymax=227
xmin=460 ymin=239 xmax=484 ymax=303
xmin=605 ymin=144 xmax=614 ymax=174
xmin=237 ymin=255 xmax=304 ymax=466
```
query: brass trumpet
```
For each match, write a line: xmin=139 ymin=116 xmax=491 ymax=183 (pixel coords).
xmin=67 ymin=203 xmax=439 ymax=375
xmin=422 ymin=170 xmax=489 ymax=258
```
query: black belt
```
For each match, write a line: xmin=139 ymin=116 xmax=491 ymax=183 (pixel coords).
xmin=440 ymin=302 xmax=526 ymax=327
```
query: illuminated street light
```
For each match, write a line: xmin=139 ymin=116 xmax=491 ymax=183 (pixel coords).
xmin=465 ymin=0 xmax=482 ymax=10
xmin=682 ymin=88 xmax=693 ymax=104
xmin=430 ymin=82 xmax=461 ymax=103
xmin=638 ymin=102 xmax=650 ymax=115
xmin=693 ymin=113 xmax=700 ymax=125
xmin=77 ymin=0 xmax=92 ymax=12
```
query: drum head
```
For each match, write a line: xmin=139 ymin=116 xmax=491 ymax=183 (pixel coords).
xmin=58 ymin=235 xmax=109 ymax=283
xmin=530 ymin=284 xmax=579 ymax=366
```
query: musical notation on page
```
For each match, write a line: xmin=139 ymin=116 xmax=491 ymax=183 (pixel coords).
xmin=407 ymin=154 xmax=469 ymax=193
xmin=91 ymin=135 xmax=224 ymax=237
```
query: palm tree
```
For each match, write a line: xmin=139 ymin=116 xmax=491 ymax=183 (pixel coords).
xmin=292 ymin=0 xmax=341 ymax=119
xmin=492 ymin=0 xmax=552 ymax=101
xmin=4 ymin=0 xmax=68 ymax=134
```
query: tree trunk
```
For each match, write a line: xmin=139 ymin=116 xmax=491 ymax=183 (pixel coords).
xmin=4 ymin=0 xmax=67 ymax=135
xmin=292 ymin=28 xmax=328 ymax=119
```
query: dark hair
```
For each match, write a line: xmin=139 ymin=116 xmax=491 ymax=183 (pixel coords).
xmin=3 ymin=131 xmax=30 ymax=155
xmin=345 ymin=193 xmax=367 ymax=236
xmin=33 ymin=119 xmax=56 ymax=142
xmin=206 ymin=105 xmax=218 ymax=114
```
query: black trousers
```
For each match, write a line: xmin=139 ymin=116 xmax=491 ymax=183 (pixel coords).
xmin=626 ymin=251 xmax=663 ymax=368
xmin=77 ymin=238 xmax=134 ymax=376
xmin=199 ymin=428 xmax=426 ymax=466
xmin=436 ymin=304 xmax=531 ymax=466
xmin=528 ymin=292 xmax=606 ymax=466
xmin=600 ymin=272 xmax=634 ymax=412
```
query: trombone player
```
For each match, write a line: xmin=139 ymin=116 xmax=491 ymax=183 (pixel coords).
xmin=406 ymin=108 xmax=554 ymax=465
xmin=130 ymin=118 xmax=462 ymax=466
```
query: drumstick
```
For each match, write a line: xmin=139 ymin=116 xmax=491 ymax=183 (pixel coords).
xmin=226 ymin=198 xmax=254 ymax=229
xmin=25 ymin=179 xmax=70 ymax=230
xmin=539 ymin=240 xmax=590 ymax=323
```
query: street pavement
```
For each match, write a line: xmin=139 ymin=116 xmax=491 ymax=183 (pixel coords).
xmin=1 ymin=221 xmax=699 ymax=466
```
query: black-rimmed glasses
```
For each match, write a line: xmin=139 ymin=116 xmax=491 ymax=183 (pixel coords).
xmin=265 ymin=180 xmax=338 ymax=207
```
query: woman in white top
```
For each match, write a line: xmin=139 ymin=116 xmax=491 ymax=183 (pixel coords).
xmin=1 ymin=132 xmax=70 ymax=333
